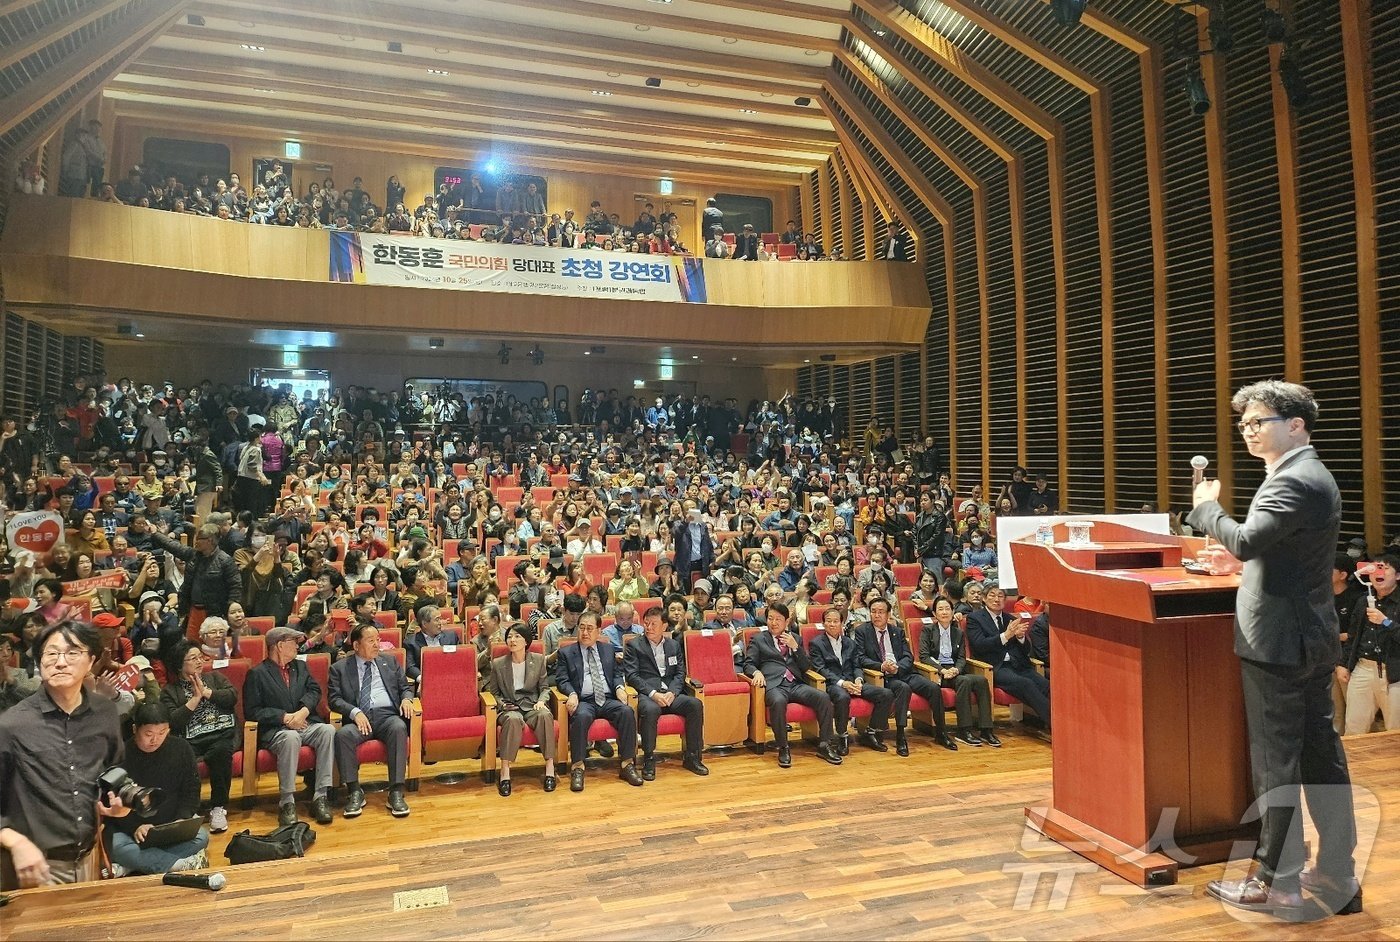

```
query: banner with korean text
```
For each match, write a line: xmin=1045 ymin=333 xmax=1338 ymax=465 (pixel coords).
xmin=328 ymin=231 xmax=708 ymax=303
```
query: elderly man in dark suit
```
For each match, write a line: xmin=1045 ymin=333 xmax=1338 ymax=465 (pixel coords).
xmin=329 ymin=624 xmax=415 ymax=819
xmin=243 ymin=626 xmax=335 ymax=826
xmin=1188 ymin=380 xmax=1359 ymax=918
xmin=624 ymin=613 xmax=708 ymax=780
xmin=810 ymin=607 xmax=894 ymax=755
xmin=744 ymin=603 xmax=842 ymax=768
xmin=404 ymin=604 xmax=461 ymax=682
xmin=857 ymin=598 xmax=959 ymax=755
xmin=555 ymin=611 xmax=644 ymax=792
xmin=966 ymin=588 xmax=1049 ymax=738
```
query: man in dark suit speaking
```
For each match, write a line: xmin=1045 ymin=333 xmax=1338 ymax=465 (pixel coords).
xmin=1188 ymin=380 xmax=1359 ymax=919
xmin=329 ymin=624 xmax=415 ymax=819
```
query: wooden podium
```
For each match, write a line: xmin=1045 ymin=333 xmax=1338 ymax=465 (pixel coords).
xmin=1010 ymin=521 xmax=1254 ymax=887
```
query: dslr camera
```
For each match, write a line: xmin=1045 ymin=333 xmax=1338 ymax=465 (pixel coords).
xmin=98 ymin=767 xmax=162 ymax=818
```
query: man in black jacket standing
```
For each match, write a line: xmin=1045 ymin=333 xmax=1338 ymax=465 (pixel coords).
xmin=148 ymin=523 xmax=243 ymax=634
xmin=1188 ymin=380 xmax=1358 ymax=918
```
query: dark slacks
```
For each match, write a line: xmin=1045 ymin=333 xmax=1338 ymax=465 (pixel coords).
xmin=334 ymin=706 xmax=409 ymax=786
xmin=570 ymin=697 xmax=637 ymax=766
xmin=637 ymin=692 xmax=704 ymax=757
xmin=884 ymin=674 xmax=947 ymax=731
xmin=941 ymin=671 xmax=993 ymax=730
xmin=1240 ymin=655 xmax=1356 ymax=890
xmin=826 ymin=682 xmax=893 ymax=732
xmin=764 ymin=681 xmax=834 ymax=746
xmin=993 ymin=666 xmax=1051 ymax=728
xmin=187 ymin=729 xmax=236 ymax=806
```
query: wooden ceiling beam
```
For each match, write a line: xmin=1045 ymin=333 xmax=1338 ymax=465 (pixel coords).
xmin=105 ymin=82 xmax=815 ymax=170
xmin=110 ymin=102 xmax=807 ymax=188
xmin=686 ymin=0 xmax=848 ymax=26
xmin=156 ymin=24 xmax=814 ymax=119
xmin=465 ymin=0 xmax=840 ymax=53
xmin=819 ymin=97 xmax=907 ymax=225
xmin=189 ymin=0 xmax=824 ymax=93
xmin=0 ymin=1 xmax=191 ymax=136
xmin=0 ymin=0 xmax=130 ymax=72
xmin=112 ymin=69 xmax=827 ymax=161
xmin=198 ymin=0 xmax=828 ymax=82
xmin=850 ymin=0 xmax=1062 ymax=142
xmin=127 ymin=50 xmax=837 ymax=148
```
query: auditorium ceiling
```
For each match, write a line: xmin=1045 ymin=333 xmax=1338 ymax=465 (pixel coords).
xmin=101 ymin=0 xmax=848 ymax=186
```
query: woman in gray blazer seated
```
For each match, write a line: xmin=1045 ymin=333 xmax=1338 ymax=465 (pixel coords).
xmin=489 ymin=622 xmax=557 ymax=797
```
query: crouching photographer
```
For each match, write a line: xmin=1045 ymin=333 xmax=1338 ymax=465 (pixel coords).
xmin=0 ymin=619 xmax=126 ymax=889
xmin=104 ymin=702 xmax=209 ymax=875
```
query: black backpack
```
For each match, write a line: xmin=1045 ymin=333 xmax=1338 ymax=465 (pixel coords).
xmin=224 ymin=821 xmax=317 ymax=865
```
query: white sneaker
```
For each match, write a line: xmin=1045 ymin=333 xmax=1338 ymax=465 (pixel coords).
xmin=171 ymin=848 xmax=209 ymax=871
xmin=209 ymin=806 xmax=228 ymax=833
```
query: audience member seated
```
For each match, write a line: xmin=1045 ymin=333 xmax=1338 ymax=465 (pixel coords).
xmin=105 ymin=703 xmax=210 ymax=876
xmin=744 ymin=602 xmax=841 ymax=768
xmin=159 ymin=640 xmax=240 ymax=833
xmin=809 ymin=607 xmax=894 ymax=755
xmin=555 ymin=611 xmax=644 ymax=792
xmin=920 ymin=598 xmax=999 ymax=748
xmin=243 ymin=626 xmax=336 ymax=826
xmin=624 ymin=612 xmax=708 ymax=779
xmin=488 ymin=622 xmax=557 ymax=796
xmin=966 ymin=587 xmax=1051 ymax=734
xmin=854 ymin=597 xmax=957 ymax=755
xmin=329 ymin=624 xmax=414 ymax=818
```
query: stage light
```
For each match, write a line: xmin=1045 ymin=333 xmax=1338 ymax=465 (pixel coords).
xmin=1278 ymin=48 xmax=1310 ymax=108
xmin=646 ymin=77 xmax=661 ymax=87
xmin=528 ymin=345 xmax=545 ymax=366
xmin=1206 ymin=1 xmax=1233 ymax=52
xmin=1260 ymin=7 xmax=1287 ymax=42
xmin=498 ymin=343 xmax=511 ymax=365
xmin=1049 ymin=0 xmax=1087 ymax=27
xmin=1185 ymin=60 xmax=1211 ymax=115
xmin=484 ymin=161 xmax=498 ymax=175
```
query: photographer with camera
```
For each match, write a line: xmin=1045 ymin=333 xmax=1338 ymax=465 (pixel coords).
xmin=0 ymin=619 xmax=127 ymax=889
xmin=104 ymin=702 xmax=208 ymax=875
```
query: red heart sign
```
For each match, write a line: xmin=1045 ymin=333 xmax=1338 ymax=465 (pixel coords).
xmin=14 ymin=519 xmax=61 ymax=554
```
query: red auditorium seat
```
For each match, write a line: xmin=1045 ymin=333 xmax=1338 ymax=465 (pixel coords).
xmin=682 ymin=631 xmax=750 ymax=748
xmin=419 ymin=646 xmax=490 ymax=781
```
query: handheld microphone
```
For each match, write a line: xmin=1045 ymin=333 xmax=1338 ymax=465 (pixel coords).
xmin=1190 ymin=455 xmax=1209 ymax=488
xmin=162 ymin=871 xmax=226 ymax=891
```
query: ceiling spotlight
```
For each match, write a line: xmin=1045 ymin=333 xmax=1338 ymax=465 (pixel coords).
xmin=794 ymin=96 xmax=811 ymax=106
xmin=1206 ymin=1 xmax=1233 ymax=53
xmin=686 ymin=81 xmax=701 ymax=87
xmin=255 ymin=87 xmax=276 ymax=93
xmin=240 ymin=44 xmax=265 ymax=51
xmin=528 ymin=345 xmax=545 ymax=366
xmin=583 ymin=350 xmax=590 ymax=355
xmin=760 ymin=92 xmax=774 ymax=98
xmin=187 ymin=14 xmax=205 ymax=26
xmin=1260 ymin=7 xmax=1287 ymax=42
xmin=739 ymin=108 xmax=758 ymax=114
xmin=804 ymin=48 xmax=821 ymax=55
xmin=606 ymin=71 xmax=621 ymax=77
xmin=1184 ymin=59 xmax=1211 ymax=116
xmin=339 ymin=34 xmax=355 ymax=42
xmin=634 ymin=24 xmax=651 ymax=31
xmin=427 ymin=68 xmax=449 ymax=75
xmin=873 ymin=28 xmax=888 ymax=37
xmin=691 ymin=355 xmax=699 ymax=360
xmin=646 ymin=77 xmax=661 ymax=87
xmin=434 ymin=47 xmax=450 ymax=54
xmin=1278 ymin=48 xmax=1310 ymax=108
xmin=722 ymin=37 xmax=739 ymax=44
xmin=731 ymin=356 xmax=737 ymax=362
xmin=387 ymin=41 xmax=402 ymax=53
xmin=498 ymin=343 xmax=512 ymax=365
xmin=592 ymin=89 xmax=613 ymax=96
xmin=428 ymin=337 xmax=444 ymax=349
xmin=1049 ymin=0 xmax=1087 ymax=27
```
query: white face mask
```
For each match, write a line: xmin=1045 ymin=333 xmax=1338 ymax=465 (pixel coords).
xmin=1347 ymin=547 xmax=1363 ymax=559
xmin=489 ymin=509 xmax=501 ymax=520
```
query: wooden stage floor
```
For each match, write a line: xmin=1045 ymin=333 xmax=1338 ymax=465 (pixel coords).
xmin=6 ymin=727 xmax=1398 ymax=940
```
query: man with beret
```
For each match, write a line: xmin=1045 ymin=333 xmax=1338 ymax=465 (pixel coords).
xmin=243 ymin=627 xmax=335 ymax=825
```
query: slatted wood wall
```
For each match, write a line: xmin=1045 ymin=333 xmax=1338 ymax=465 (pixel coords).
xmin=796 ymin=0 xmax=1392 ymax=549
